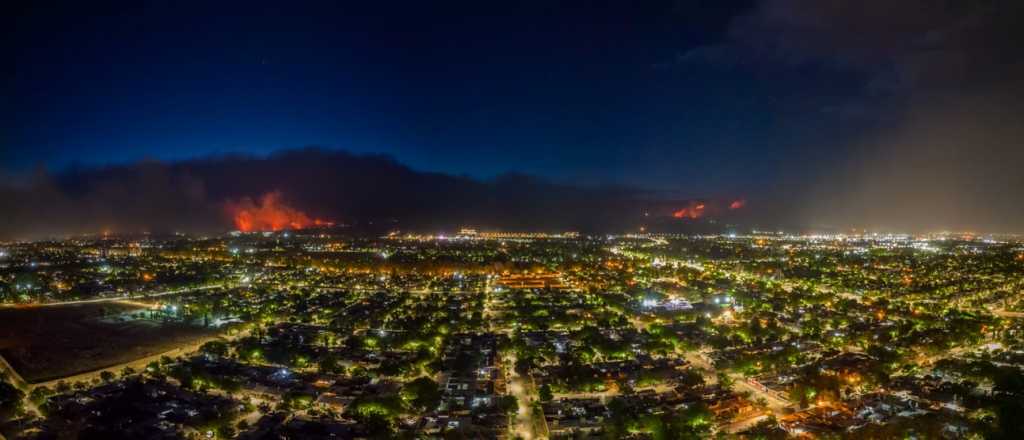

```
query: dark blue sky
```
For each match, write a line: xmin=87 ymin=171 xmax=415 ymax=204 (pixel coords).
xmin=5 ymin=0 xmax=879 ymax=197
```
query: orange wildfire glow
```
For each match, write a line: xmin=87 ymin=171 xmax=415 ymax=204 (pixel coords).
xmin=224 ymin=191 xmax=332 ymax=232
xmin=729 ymin=199 xmax=746 ymax=210
xmin=672 ymin=201 xmax=706 ymax=219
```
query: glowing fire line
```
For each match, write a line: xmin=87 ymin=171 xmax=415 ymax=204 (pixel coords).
xmin=224 ymin=191 xmax=332 ymax=232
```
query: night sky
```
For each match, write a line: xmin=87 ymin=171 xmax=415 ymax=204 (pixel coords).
xmin=4 ymin=1 xmax=1024 ymax=236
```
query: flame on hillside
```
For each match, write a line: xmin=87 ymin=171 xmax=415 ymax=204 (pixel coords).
xmin=224 ymin=191 xmax=332 ymax=232
xmin=672 ymin=202 xmax=706 ymax=219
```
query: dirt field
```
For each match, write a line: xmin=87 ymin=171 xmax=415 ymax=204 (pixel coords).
xmin=0 ymin=302 xmax=220 ymax=383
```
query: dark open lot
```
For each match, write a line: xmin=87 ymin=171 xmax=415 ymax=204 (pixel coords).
xmin=0 ymin=302 xmax=219 ymax=383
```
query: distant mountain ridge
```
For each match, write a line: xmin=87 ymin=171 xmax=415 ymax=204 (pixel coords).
xmin=1 ymin=148 xmax=750 ymax=239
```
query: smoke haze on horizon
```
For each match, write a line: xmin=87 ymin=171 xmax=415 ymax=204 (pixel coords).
xmin=0 ymin=141 xmax=1021 ymax=241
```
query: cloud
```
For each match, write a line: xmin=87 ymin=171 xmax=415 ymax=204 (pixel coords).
xmin=682 ymin=0 xmax=1024 ymax=95
xmin=800 ymin=84 xmax=1024 ymax=233
xmin=674 ymin=0 xmax=1024 ymax=233
xmin=2 ymin=140 xmax=1019 ymax=238
xmin=1 ymin=149 xmax=699 ymax=240
xmin=0 ymin=162 xmax=223 ymax=239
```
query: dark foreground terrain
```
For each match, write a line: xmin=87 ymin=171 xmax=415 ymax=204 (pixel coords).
xmin=0 ymin=302 xmax=217 ymax=383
